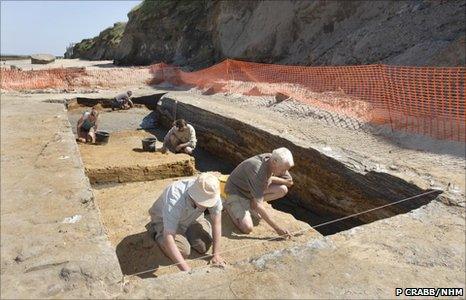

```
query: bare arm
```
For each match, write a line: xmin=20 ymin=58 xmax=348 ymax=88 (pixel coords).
xmin=210 ymin=213 xmax=226 ymax=266
xmin=270 ymin=176 xmax=293 ymax=187
xmin=163 ymin=127 xmax=175 ymax=146
xmin=176 ymin=126 xmax=196 ymax=150
xmin=76 ymin=116 xmax=84 ymax=130
xmin=177 ymin=142 xmax=190 ymax=149
xmin=251 ymin=199 xmax=290 ymax=238
xmin=163 ymin=232 xmax=190 ymax=271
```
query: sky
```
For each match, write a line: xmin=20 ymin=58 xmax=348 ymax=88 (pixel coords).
xmin=0 ymin=0 xmax=141 ymax=56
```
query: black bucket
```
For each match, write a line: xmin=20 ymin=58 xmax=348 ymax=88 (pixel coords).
xmin=142 ymin=137 xmax=157 ymax=152
xmin=95 ymin=131 xmax=110 ymax=145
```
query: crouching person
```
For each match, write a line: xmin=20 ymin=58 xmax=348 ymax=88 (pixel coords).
xmin=112 ymin=91 xmax=133 ymax=110
xmin=148 ymin=173 xmax=225 ymax=272
xmin=161 ymin=119 xmax=196 ymax=155
xmin=224 ymin=147 xmax=294 ymax=237
xmin=76 ymin=107 xmax=99 ymax=143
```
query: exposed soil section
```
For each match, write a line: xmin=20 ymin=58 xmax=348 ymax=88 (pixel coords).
xmin=93 ymin=178 xmax=318 ymax=277
xmin=78 ymin=131 xmax=195 ymax=184
xmin=157 ymin=95 xmax=441 ymax=235
xmin=70 ymin=92 xmax=166 ymax=111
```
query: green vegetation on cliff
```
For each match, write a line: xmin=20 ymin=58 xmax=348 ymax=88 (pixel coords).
xmin=67 ymin=22 xmax=126 ymax=60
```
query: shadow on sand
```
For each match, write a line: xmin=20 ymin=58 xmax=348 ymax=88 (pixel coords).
xmin=116 ymin=212 xmax=272 ymax=278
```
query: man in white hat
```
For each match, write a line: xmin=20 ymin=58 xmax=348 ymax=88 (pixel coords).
xmin=148 ymin=173 xmax=225 ymax=271
xmin=224 ymin=147 xmax=295 ymax=237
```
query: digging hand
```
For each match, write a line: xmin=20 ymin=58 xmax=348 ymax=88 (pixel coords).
xmin=209 ymin=254 xmax=226 ymax=268
xmin=275 ymin=227 xmax=291 ymax=239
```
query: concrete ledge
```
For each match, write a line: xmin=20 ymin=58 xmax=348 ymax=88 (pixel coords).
xmin=1 ymin=95 xmax=122 ymax=298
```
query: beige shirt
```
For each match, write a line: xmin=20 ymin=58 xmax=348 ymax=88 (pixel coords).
xmin=149 ymin=178 xmax=222 ymax=234
xmin=163 ymin=124 xmax=197 ymax=148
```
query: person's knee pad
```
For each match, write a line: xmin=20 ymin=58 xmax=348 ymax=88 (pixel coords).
xmin=186 ymin=222 xmax=212 ymax=254
xmin=191 ymin=239 xmax=211 ymax=254
xmin=174 ymin=237 xmax=191 ymax=258
xmin=178 ymin=246 xmax=191 ymax=258
xmin=157 ymin=235 xmax=191 ymax=258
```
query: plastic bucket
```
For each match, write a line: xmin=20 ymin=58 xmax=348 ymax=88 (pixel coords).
xmin=142 ymin=137 xmax=157 ymax=152
xmin=95 ymin=131 xmax=110 ymax=145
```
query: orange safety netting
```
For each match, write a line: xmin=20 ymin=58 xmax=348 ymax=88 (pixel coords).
xmin=149 ymin=59 xmax=465 ymax=142
xmin=0 ymin=67 xmax=152 ymax=90
xmin=0 ymin=68 xmax=88 ymax=90
xmin=1 ymin=59 xmax=464 ymax=141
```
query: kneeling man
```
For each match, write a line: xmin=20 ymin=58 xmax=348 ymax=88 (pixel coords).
xmin=224 ymin=148 xmax=294 ymax=237
xmin=148 ymin=173 xmax=225 ymax=271
xmin=161 ymin=119 xmax=196 ymax=155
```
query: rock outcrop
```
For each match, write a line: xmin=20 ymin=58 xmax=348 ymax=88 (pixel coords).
xmin=71 ymin=0 xmax=466 ymax=68
xmin=68 ymin=22 xmax=126 ymax=60
xmin=30 ymin=54 xmax=55 ymax=64
xmin=114 ymin=1 xmax=217 ymax=68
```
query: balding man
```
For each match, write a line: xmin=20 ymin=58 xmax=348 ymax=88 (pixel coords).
xmin=224 ymin=147 xmax=294 ymax=237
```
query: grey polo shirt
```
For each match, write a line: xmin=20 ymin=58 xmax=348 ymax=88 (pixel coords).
xmin=149 ymin=178 xmax=222 ymax=234
xmin=115 ymin=92 xmax=129 ymax=103
xmin=225 ymin=153 xmax=292 ymax=201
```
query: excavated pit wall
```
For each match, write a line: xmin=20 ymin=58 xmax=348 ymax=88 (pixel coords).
xmin=158 ymin=96 xmax=439 ymax=233
xmin=65 ymin=98 xmax=318 ymax=277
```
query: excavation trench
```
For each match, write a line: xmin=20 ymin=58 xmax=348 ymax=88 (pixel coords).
xmin=67 ymin=93 xmax=440 ymax=277
xmin=156 ymin=95 xmax=441 ymax=235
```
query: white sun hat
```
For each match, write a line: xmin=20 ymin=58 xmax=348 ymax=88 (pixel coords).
xmin=187 ymin=173 xmax=221 ymax=207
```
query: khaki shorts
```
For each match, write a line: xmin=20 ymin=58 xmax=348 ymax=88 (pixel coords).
xmin=224 ymin=194 xmax=252 ymax=221
xmin=150 ymin=216 xmax=212 ymax=257
xmin=164 ymin=135 xmax=195 ymax=153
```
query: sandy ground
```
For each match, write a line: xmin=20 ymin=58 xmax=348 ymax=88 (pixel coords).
xmin=93 ymin=178 xmax=317 ymax=277
xmin=78 ymin=130 xmax=195 ymax=184
xmin=67 ymin=104 xmax=236 ymax=174
xmin=1 ymin=59 xmax=465 ymax=298
xmin=127 ymin=199 xmax=464 ymax=299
